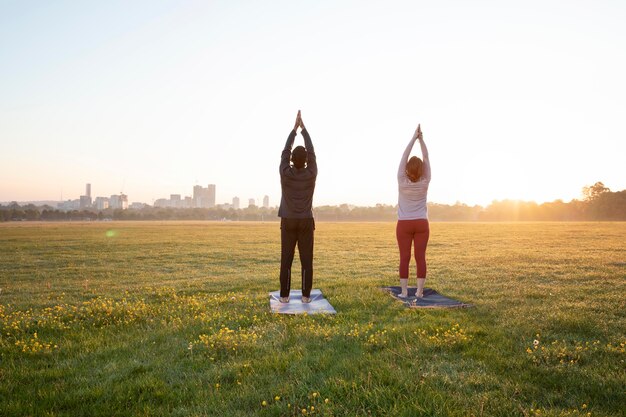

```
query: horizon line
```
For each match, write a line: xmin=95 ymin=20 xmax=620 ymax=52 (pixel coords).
xmin=0 ymin=196 xmax=599 ymax=209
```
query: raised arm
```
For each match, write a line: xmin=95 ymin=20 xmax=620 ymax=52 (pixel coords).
xmin=301 ymin=127 xmax=317 ymax=176
xmin=299 ymin=111 xmax=313 ymax=153
xmin=417 ymin=125 xmax=430 ymax=181
xmin=280 ymin=113 xmax=299 ymax=173
xmin=283 ymin=129 xmax=297 ymax=151
xmin=398 ymin=126 xmax=419 ymax=179
xmin=285 ymin=110 xmax=301 ymax=150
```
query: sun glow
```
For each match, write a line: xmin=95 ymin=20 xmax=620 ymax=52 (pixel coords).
xmin=0 ymin=2 xmax=624 ymax=206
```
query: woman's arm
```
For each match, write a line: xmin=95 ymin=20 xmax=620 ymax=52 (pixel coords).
xmin=417 ymin=125 xmax=430 ymax=181
xmin=398 ymin=125 xmax=420 ymax=180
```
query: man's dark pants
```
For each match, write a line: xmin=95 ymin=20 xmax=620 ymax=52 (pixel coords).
xmin=279 ymin=217 xmax=315 ymax=298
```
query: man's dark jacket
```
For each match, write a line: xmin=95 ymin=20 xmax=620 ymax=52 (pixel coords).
xmin=278 ymin=128 xmax=317 ymax=219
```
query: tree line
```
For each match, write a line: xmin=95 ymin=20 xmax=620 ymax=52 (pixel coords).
xmin=1 ymin=182 xmax=624 ymax=222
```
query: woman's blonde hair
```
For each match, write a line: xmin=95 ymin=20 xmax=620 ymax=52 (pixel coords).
xmin=406 ymin=156 xmax=423 ymax=182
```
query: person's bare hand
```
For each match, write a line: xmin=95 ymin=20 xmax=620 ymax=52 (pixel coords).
xmin=412 ymin=124 xmax=421 ymax=140
xmin=294 ymin=110 xmax=302 ymax=130
xmin=299 ymin=111 xmax=305 ymax=130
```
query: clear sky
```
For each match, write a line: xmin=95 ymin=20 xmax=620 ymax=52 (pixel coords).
xmin=1 ymin=0 xmax=625 ymax=207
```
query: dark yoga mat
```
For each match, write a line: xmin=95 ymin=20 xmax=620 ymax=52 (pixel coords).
xmin=382 ymin=286 xmax=472 ymax=309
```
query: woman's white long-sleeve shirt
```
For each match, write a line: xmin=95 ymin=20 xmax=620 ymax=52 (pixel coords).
xmin=397 ymin=136 xmax=431 ymax=220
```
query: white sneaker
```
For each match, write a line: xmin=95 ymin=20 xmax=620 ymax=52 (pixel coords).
xmin=301 ymin=296 xmax=311 ymax=304
xmin=279 ymin=296 xmax=290 ymax=303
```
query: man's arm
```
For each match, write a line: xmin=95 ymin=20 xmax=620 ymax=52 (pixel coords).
xmin=280 ymin=110 xmax=301 ymax=172
xmin=300 ymin=111 xmax=313 ymax=153
xmin=284 ymin=129 xmax=297 ymax=151
xmin=280 ymin=129 xmax=297 ymax=173
xmin=299 ymin=112 xmax=316 ymax=175
xmin=301 ymin=127 xmax=317 ymax=176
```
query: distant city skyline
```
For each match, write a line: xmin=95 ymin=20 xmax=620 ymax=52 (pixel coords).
xmin=1 ymin=2 xmax=625 ymax=206
xmin=6 ymin=182 xmax=278 ymax=211
xmin=1 ymin=177 xmax=624 ymax=209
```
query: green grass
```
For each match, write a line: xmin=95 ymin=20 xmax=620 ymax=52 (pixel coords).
xmin=0 ymin=221 xmax=624 ymax=416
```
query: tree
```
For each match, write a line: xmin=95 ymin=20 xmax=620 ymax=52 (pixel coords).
xmin=589 ymin=190 xmax=626 ymax=220
xmin=582 ymin=182 xmax=610 ymax=201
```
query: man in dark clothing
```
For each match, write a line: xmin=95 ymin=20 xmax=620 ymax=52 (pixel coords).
xmin=278 ymin=110 xmax=317 ymax=303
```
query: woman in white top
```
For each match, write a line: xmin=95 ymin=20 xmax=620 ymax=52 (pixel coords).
xmin=396 ymin=124 xmax=431 ymax=298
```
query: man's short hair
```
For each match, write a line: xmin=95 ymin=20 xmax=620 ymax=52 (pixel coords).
xmin=292 ymin=146 xmax=307 ymax=169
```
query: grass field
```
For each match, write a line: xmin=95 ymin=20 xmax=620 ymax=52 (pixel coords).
xmin=0 ymin=221 xmax=624 ymax=417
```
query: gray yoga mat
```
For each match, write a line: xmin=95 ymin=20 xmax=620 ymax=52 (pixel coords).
xmin=269 ymin=289 xmax=336 ymax=315
xmin=382 ymin=286 xmax=472 ymax=309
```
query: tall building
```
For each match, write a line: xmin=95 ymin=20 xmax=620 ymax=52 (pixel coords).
xmin=193 ymin=184 xmax=216 ymax=208
xmin=80 ymin=183 xmax=92 ymax=209
xmin=208 ymin=184 xmax=215 ymax=207
xmin=79 ymin=195 xmax=92 ymax=209
xmin=110 ymin=195 xmax=119 ymax=209
xmin=94 ymin=197 xmax=109 ymax=210
xmin=110 ymin=194 xmax=128 ymax=210
xmin=263 ymin=195 xmax=269 ymax=208
xmin=193 ymin=185 xmax=203 ymax=208
xmin=248 ymin=198 xmax=256 ymax=208
xmin=232 ymin=196 xmax=240 ymax=210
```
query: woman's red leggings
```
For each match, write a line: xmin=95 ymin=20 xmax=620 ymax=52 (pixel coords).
xmin=396 ymin=219 xmax=430 ymax=279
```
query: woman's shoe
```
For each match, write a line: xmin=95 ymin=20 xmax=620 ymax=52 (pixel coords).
xmin=279 ymin=296 xmax=290 ymax=303
xmin=301 ymin=296 xmax=311 ymax=304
